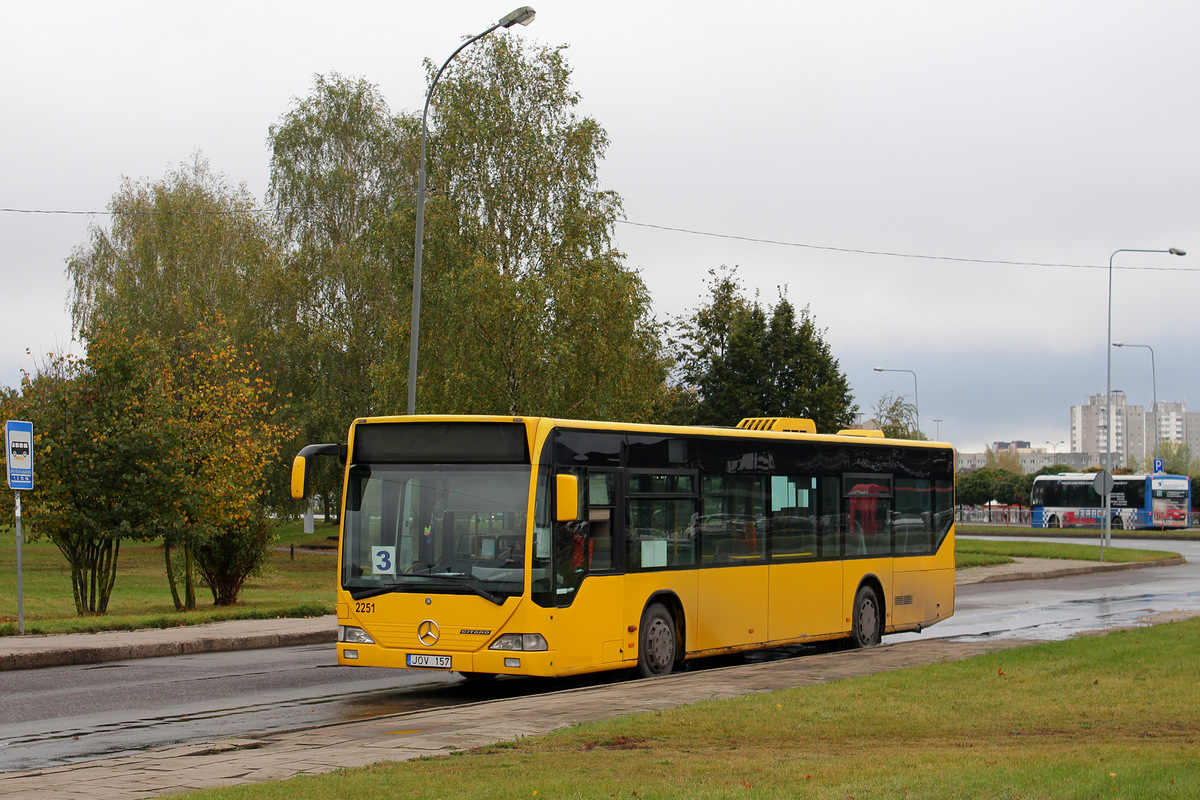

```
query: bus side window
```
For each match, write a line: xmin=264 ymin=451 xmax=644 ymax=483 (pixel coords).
xmin=894 ymin=479 xmax=933 ymax=554
xmin=769 ymin=475 xmax=817 ymax=560
xmin=588 ymin=472 xmax=616 ymax=570
xmin=818 ymin=477 xmax=842 ymax=558
xmin=844 ymin=475 xmax=893 ymax=557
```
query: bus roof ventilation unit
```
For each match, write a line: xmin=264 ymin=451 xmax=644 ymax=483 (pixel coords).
xmin=837 ymin=429 xmax=886 ymax=438
xmin=736 ymin=417 xmax=816 ymax=434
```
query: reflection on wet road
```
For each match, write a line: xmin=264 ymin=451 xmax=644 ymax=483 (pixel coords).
xmin=913 ymin=536 xmax=1200 ymax=643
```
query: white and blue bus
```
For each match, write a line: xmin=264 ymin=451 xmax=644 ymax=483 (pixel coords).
xmin=1031 ymin=472 xmax=1190 ymax=530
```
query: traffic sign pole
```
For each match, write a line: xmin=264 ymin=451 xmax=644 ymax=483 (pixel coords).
xmin=6 ymin=420 xmax=33 ymax=636
xmin=14 ymin=491 xmax=23 ymax=635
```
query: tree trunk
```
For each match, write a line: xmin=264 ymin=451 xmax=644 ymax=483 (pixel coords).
xmin=165 ymin=538 xmax=184 ymax=611
xmin=183 ymin=541 xmax=196 ymax=611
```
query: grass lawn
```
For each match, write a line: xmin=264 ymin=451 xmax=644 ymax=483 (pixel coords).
xmin=958 ymin=524 xmax=1200 ymax=541
xmin=0 ymin=520 xmax=341 ymax=636
xmin=956 ymin=538 xmax=1181 ymax=568
xmin=175 ymin=616 xmax=1200 ymax=800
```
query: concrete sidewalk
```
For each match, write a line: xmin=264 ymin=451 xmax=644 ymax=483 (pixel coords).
xmin=0 ymin=615 xmax=337 ymax=671
xmin=0 ymin=556 xmax=1182 ymax=672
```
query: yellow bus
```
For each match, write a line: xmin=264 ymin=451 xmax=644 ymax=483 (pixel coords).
xmin=291 ymin=415 xmax=955 ymax=680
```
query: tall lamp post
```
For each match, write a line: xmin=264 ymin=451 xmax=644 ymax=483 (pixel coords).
xmin=1103 ymin=248 xmax=1184 ymax=553
xmin=408 ymin=6 xmax=537 ymax=415
xmin=874 ymin=367 xmax=920 ymax=438
xmin=1112 ymin=342 xmax=1157 ymax=466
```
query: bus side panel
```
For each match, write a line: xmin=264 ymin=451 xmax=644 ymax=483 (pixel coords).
xmin=696 ymin=565 xmax=769 ymax=651
xmin=767 ymin=560 xmax=842 ymax=641
xmin=623 ymin=570 xmax=698 ymax=658
xmin=891 ymin=564 xmax=925 ymax=628
xmin=552 ymin=575 xmax=625 ymax=672
xmin=921 ymin=567 xmax=955 ymax=628
xmin=919 ymin=526 xmax=956 ymax=628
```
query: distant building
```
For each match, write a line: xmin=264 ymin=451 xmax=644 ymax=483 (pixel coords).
xmin=956 ymin=445 xmax=1094 ymax=475
xmin=1070 ymin=392 xmax=1200 ymax=470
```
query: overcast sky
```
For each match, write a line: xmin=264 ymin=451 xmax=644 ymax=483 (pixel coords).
xmin=3 ymin=1 xmax=1198 ymax=453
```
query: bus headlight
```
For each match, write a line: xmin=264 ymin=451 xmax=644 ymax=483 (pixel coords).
xmin=489 ymin=633 xmax=548 ymax=651
xmin=338 ymin=625 xmax=375 ymax=645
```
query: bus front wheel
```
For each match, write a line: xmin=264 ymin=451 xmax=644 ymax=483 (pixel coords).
xmin=850 ymin=585 xmax=882 ymax=648
xmin=638 ymin=603 xmax=677 ymax=678
xmin=1046 ymin=515 xmax=1060 ymax=528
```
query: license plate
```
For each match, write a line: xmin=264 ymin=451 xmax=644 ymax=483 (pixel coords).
xmin=406 ymin=653 xmax=452 ymax=669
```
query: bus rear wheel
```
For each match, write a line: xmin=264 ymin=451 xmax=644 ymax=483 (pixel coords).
xmin=1046 ymin=515 xmax=1060 ymax=528
xmin=638 ymin=603 xmax=677 ymax=678
xmin=850 ymin=585 xmax=882 ymax=648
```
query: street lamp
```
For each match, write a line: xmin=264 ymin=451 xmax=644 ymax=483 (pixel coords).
xmin=1103 ymin=248 xmax=1184 ymax=554
xmin=407 ymin=6 xmax=537 ymax=415
xmin=1112 ymin=342 xmax=1157 ymax=466
xmin=874 ymin=367 xmax=920 ymax=438
xmin=932 ymin=418 xmax=942 ymax=440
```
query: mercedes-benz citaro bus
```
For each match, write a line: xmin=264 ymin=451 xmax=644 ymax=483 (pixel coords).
xmin=291 ymin=415 xmax=956 ymax=681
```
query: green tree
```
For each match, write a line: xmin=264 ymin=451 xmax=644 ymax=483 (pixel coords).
xmin=10 ymin=333 xmax=173 ymax=614
xmin=393 ymin=36 xmax=667 ymax=419
xmin=956 ymin=467 xmax=1002 ymax=507
xmin=63 ymin=159 xmax=295 ymax=606
xmin=669 ymin=268 xmax=856 ymax=431
xmin=1154 ymin=441 xmax=1194 ymax=475
xmin=267 ymin=72 xmax=410 ymax=435
xmin=153 ymin=321 xmax=294 ymax=608
xmin=871 ymin=391 xmax=921 ymax=440
xmin=269 ymin=45 xmax=669 ymax=425
xmin=66 ymin=154 xmax=297 ymax=512
xmin=985 ymin=447 xmax=1022 ymax=473
xmin=66 ymin=154 xmax=281 ymax=348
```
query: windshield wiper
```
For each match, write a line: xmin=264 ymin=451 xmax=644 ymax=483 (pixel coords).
xmin=349 ymin=585 xmax=402 ymax=601
xmin=416 ymin=573 xmax=506 ymax=606
xmin=348 ymin=573 xmax=505 ymax=606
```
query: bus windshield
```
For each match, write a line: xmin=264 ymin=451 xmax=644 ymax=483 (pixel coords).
xmin=342 ymin=463 xmax=532 ymax=602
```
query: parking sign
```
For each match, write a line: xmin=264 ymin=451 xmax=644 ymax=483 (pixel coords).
xmin=5 ymin=420 xmax=34 ymax=491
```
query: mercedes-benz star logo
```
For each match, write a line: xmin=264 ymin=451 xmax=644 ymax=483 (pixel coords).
xmin=417 ymin=619 xmax=440 ymax=647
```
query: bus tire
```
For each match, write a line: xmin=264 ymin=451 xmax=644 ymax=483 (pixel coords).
xmin=1112 ymin=515 xmax=1124 ymax=530
xmin=1047 ymin=515 xmax=1060 ymax=528
xmin=850 ymin=585 xmax=882 ymax=649
xmin=637 ymin=603 xmax=677 ymax=678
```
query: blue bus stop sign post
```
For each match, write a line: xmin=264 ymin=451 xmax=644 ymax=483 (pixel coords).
xmin=6 ymin=420 xmax=33 ymax=635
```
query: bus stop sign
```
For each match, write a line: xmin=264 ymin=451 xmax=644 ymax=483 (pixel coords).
xmin=5 ymin=420 xmax=33 ymax=491
xmin=1093 ymin=470 xmax=1114 ymax=498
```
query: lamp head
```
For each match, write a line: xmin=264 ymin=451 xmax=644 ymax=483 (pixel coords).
xmin=500 ymin=6 xmax=536 ymax=27
xmin=1169 ymin=248 xmax=1186 ymax=256
xmin=873 ymin=367 xmax=883 ymax=372
xmin=1113 ymin=342 xmax=1124 ymax=347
